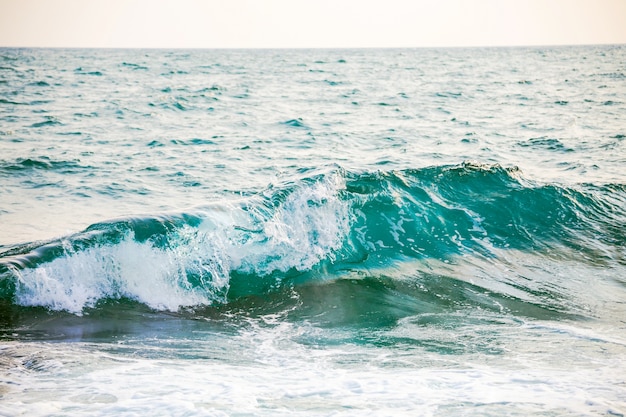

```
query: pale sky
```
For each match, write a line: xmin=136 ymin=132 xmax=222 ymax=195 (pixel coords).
xmin=1 ymin=0 xmax=625 ymax=48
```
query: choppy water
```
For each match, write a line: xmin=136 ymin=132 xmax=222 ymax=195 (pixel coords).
xmin=1 ymin=46 xmax=625 ymax=416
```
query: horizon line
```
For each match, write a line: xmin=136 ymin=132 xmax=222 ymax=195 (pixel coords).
xmin=2 ymin=42 xmax=625 ymax=51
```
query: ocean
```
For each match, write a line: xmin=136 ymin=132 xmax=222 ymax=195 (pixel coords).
xmin=1 ymin=46 xmax=625 ymax=416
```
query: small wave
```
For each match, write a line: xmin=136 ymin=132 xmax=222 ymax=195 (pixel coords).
xmin=281 ymin=118 xmax=310 ymax=129
xmin=435 ymin=91 xmax=463 ymax=99
xmin=121 ymin=62 xmax=148 ymax=70
xmin=27 ymin=80 xmax=50 ymax=87
xmin=517 ymin=137 xmax=574 ymax=152
xmin=149 ymin=97 xmax=191 ymax=111
xmin=74 ymin=68 xmax=103 ymax=76
xmin=29 ymin=117 xmax=63 ymax=128
xmin=168 ymin=138 xmax=217 ymax=146
xmin=0 ymin=157 xmax=87 ymax=174
xmin=0 ymin=98 xmax=25 ymax=105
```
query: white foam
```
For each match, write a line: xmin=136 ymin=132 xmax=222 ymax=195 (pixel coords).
xmin=242 ymin=173 xmax=350 ymax=274
xmin=3 ymin=318 xmax=625 ymax=417
xmin=12 ymin=174 xmax=351 ymax=313
xmin=14 ymin=234 xmax=221 ymax=314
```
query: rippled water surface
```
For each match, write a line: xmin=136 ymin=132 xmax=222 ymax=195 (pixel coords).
xmin=1 ymin=46 xmax=625 ymax=416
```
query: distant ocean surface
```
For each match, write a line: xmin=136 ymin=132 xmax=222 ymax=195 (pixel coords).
xmin=1 ymin=46 xmax=625 ymax=416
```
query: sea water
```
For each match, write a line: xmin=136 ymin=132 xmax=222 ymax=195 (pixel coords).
xmin=1 ymin=46 xmax=625 ymax=416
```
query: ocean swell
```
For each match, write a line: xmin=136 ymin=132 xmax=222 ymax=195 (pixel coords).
xmin=1 ymin=163 xmax=624 ymax=315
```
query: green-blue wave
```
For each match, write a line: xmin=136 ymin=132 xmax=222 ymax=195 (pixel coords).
xmin=1 ymin=163 xmax=624 ymax=320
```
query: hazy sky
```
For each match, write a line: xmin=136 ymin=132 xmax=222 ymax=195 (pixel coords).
xmin=1 ymin=0 xmax=625 ymax=48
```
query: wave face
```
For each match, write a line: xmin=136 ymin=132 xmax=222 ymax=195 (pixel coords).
xmin=1 ymin=163 xmax=624 ymax=318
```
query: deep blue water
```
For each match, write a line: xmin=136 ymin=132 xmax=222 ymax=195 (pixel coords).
xmin=1 ymin=46 xmax=625 ymax=416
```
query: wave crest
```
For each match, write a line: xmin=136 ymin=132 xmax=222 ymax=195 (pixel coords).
xmin=1 ymin=163 xmax=624 ymax=314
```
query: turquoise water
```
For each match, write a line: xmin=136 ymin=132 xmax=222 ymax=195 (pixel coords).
xmin=1 ymin=46 xmax=625 ymax=416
